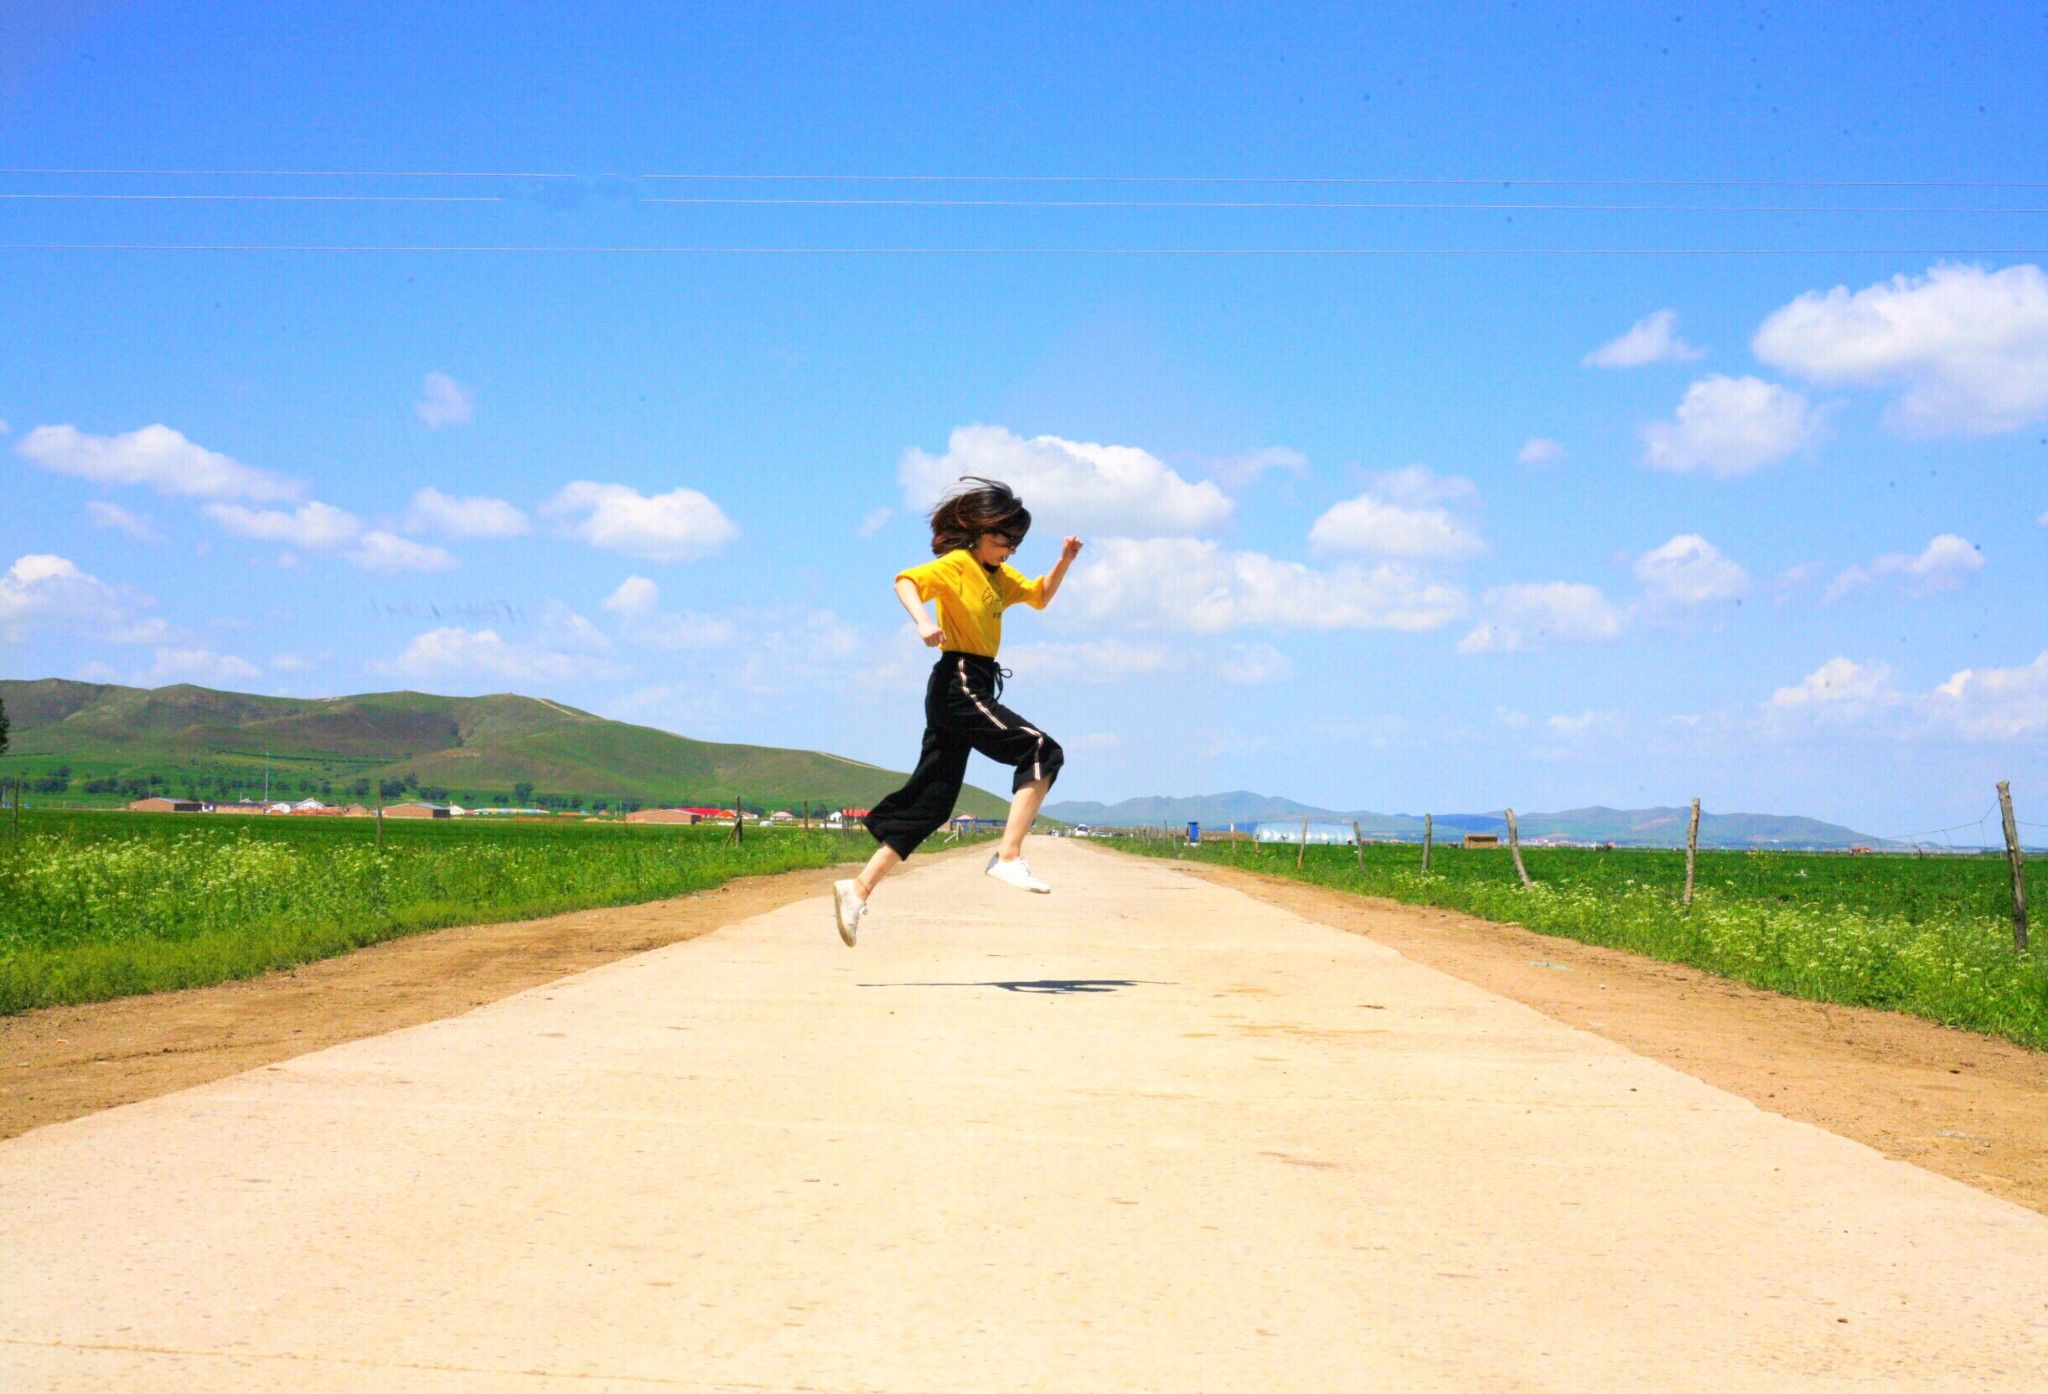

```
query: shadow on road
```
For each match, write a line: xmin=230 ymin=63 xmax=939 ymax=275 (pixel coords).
xmin=856 ymin=979 xmax=1168 ymax=995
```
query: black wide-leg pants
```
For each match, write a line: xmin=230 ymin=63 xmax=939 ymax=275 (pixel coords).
xmin=864 ymin=652 xmax=1065 ymax=859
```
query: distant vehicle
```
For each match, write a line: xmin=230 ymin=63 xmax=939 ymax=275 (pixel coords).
xmin=1073 ymin=824 xmax=1092 ymax=838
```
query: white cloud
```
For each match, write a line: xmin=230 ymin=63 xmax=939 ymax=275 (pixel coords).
xmin=1517 ymin=438 xmax=1564 ymax=466
xmin=1545 ymin=710 xmax=1618 ymax=737
xmin=1309 ymin=489 xmax=1485 ymax=563
xmin=602 ymin=580 xmax=867 ymax=701
xmin=1203 ymin=446 xmax=1309 ymax=489
xmin=87 ymin=500 xmax=162 ymax=542
xmin=1365 ymin=465 xmax=1478 ymax=507
xmin=602 ymin=576 xmax=660 ymax=614
xmin=375 ymin=603 xmax=615 ymax=685
xmin=1583 ymin=309 xmax=1705 ymax=368
xmin=899 ymin=425 xmax=1233 ymax=536
xmin=601 ymin=575 xmax=736 ymax=648
xmin=1003 ymin=637 xmax=1293 ymax=688
xmin=1634 ymin=534 xmax=1751 ymax=606
xmin=1224 ymin=642 xmax=1295 ymax=685
xmin=346 ymin=530 xmax=458 ymax=574
xmin=1768 ymin=657 xmax=1899 ymax=710
xmin=379 ymin=627 xmax=580 ymax=683
xmin=857 ymin=507 xmax=892 ymax=538
xmin=1934 ymin=652 xmax=2048 ymax=740
xmin=204 ymin=500 xmax=362 ymax=550
xmin=145 ymin=647 xmax=261 ymax=686
xmin=415 ymin=371 xmax=475 ymax=428
xmin=202 ymin=499 xmax=460 ymax=573
xmin=1762 ymin=651 xmax=2048 ymax=743
xmin=1824 ymin=533 xmax=1985 ymax=603
xmin=1003 ymin=639 xmax=1178 ymax=683
xmin=0 ymin=419 xmax=10 ymax=434
xmin=17 ymin=423 xmax=301 ymax=501
xmin=1769 ymin=561 xmax=1825 ymax=603
xmin=404 ymin=488 xmax=530 ymax=539
xmin=0 ymin=554 xmax=166 ymax=643
xmin=1458 ymin=582 xmax=1622 ymax=654
xmin=1072 ymin=537 xmax=1466 ymax=634
xmin=1752 ymin=262 xmax=2048 ymax=435
xmin=271 ymin=654 xmax=310 ymax=673
xmin=542 ymin=481 xmax=737 ymax=563
xmin=1641 ymin=375 xmax=1827 ymax=478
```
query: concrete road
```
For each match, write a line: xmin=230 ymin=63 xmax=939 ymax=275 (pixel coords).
xmin=5 ymin=840 xmax=2045 ymax=1391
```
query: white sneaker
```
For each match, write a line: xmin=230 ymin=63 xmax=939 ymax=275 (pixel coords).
xmin=832 ymin=879 xmax=868 ymax=947
xmin=985 ymin=855 xmax=1052 ymax=893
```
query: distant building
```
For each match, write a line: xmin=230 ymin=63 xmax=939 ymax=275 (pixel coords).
xmin=127 ymin=797 xmax=202 ymax=813
xmin=1462 ymin=833 xmax=1501 ymax=849
xmin=382 ymin=802 xmax=451 ymax=819
xmin=210 ymin=800 xmax=277 ymax=816
xmin=626 ymin=808 xmax=700 ymax=825
xmin=1253 ymin=822 xmax=1354 ymax=845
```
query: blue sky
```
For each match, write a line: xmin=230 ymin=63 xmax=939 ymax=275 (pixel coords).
xmin=3 ymin=2 xmax=2045 ymax=840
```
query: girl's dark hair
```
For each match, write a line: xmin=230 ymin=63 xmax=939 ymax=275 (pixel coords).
xmin=929 ymin=476 xmax=1031 ymax=557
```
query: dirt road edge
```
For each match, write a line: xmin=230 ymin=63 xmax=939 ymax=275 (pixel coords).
xmin=1162 ymin=857 xmax=2048 ymax=1216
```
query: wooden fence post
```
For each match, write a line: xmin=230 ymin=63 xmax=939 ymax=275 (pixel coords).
xmin=1352 ymin=820 xmax=1366 ymax=874
xmin=1683 ymin=798 xmax=1701 ymax=908
xmin=1421 ymin=813 xmax=1432 ymax=873
xmin=1297 ymin=817 xmax=1309 ymax=870
xmin=1998 ymin=781 xmax=2029 ymax=953
xmin=730 ymin=796 xmax=744 ymax=847
xmin=1505 ymin=807 xmax=1533 ymax=889
xmin=374 ymin=785 xmax=384 ymax=850
xmin=9 ymin=779 xmax=19 ymax=839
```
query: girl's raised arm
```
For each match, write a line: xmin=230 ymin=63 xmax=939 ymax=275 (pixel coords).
xmin=1039 ymin=536 xmax=1085 ymax=604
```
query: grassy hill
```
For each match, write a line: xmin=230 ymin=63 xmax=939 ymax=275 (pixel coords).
xmin=0 ymin=678 xmax=1011 ymax=817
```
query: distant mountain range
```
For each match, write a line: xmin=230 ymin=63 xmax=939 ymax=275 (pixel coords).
xmin=1044 ymin=790 xmax=1899 ymax=850
xmin=0 ymin=678 xmax=1012 ymax=817
xmin=0 ymin=681 xmax=1916 ymax=847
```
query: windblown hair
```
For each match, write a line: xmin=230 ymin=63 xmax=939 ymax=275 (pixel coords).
xmin=928 ymin=476 xmax=1032 ymax=557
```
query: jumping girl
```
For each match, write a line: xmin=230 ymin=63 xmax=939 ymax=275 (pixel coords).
xmin=834 ymin=477 xmax=1083 ymax=946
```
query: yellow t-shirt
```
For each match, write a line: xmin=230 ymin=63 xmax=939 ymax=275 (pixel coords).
xmin=897 ymin=549 xmax=1048 ymax=657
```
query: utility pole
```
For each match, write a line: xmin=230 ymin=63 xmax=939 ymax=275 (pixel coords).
xmin=1998 ymin=781 xmax=2028 ymax=954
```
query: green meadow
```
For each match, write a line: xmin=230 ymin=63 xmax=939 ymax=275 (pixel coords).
xmin=0 ymin=810 xmax=895 ymax=1014
xmin=1110 ymin=835 xmax=2048 ymax=1049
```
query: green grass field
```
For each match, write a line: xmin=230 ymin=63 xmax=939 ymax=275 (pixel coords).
xmin=1109 ymin=835 xmax=2048 ymax=1049
xmin=0 ymin=810 xmax=910 ymax=1014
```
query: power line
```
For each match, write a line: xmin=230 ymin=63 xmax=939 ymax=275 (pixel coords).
xmin=7 ymin=190 xmax=2039 ymax=214
xmin=637 ymin=197 xmax=2048 ymax=214
xmin=1882 ymin=806 xmax=1999 ymax=845
xmin=4 ymin=167 xmax=2048 ymax=191
xmin=0 ymin=167 xmax=576 ymax=179
xmin=640 ymin=173 xmax=2048 ymax=191
xmin=6 ymin=242 xmax=2046 ymax=256
xmin=0 ymin=193 xmax=504 ymax=203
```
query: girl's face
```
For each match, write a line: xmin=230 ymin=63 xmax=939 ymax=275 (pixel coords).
xmin=972 ymin=531 xmax=1020 ymax=566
